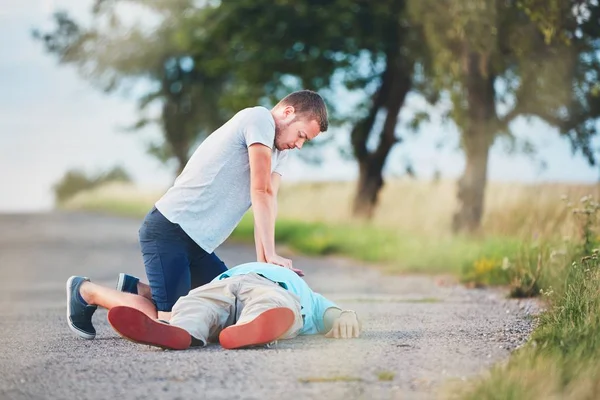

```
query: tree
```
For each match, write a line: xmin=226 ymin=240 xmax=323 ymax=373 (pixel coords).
xmin=191 ymin=0 xmax=418 ymax=217
xmin=346 ymin=1 xmax=415 ymax=218
xmin=53 ymin=165 xmax=131 ymax=204
xmin=408 ymin=0 xmax=600 ymax=232
xmin=34 ymin=1 xmax=229 ymax=173
xmin=36 ymin=0 xmax=423 ymax=218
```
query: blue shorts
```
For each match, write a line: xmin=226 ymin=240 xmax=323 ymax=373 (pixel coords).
xmin=138 ymin=207 xmax=228 ymax=312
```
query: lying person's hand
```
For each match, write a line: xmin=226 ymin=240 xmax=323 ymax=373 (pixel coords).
xmin=325 ymin=310 xmax=360 ymax=339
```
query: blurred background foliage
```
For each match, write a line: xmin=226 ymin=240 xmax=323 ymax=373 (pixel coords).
xmin=53 ymin=165 xmax=131 ymax=204
xmin=36 ymin=0 xmax=600 ymax=232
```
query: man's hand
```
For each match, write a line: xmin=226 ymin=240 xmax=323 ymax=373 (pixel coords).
xmin=266 ymin=254 xmax=305 ymax=276
xmin=325 ymin=311 xmax=360 ymax=339
xmin=266 ymin=254 xmax=292 ymax=268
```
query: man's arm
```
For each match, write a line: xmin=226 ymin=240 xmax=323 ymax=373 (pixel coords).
xmin=323 ymin=307 xmax=361 ymax=339
xmin=248 ymin=144 xmax=292 ymax=268
xmin=254 ymin=172 xmax=281 ymax=263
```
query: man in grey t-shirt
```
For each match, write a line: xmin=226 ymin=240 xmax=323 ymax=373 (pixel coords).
xmin=66 ymin=90 xmax=329 ymax=339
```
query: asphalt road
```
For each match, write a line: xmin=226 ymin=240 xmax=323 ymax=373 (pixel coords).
xmin=0 ymin=212 xmax=537 ymax=400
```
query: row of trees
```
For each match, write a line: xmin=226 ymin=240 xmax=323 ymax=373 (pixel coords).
xmin=36 ymin=0 xmax=600 ymax=232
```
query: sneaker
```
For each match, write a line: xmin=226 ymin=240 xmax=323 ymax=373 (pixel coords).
xmin=66 ymin=276 xmax=97 ymax=340
xmin=219 ymin=307 xmax=294 ymax=350
xmin=107 ymin=306 xmax=192 ymax=350
xmin=115 ymin=273 xmax=139 ymax=295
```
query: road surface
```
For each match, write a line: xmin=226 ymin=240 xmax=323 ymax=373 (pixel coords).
xmin=0 ymin=212 xmax=537 ymax=399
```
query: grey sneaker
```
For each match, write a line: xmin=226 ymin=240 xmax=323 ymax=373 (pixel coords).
xmin=66 ymin=276 xmax=97 ymax=339
xmin=116 ymin=273 xmax=139 ymax=295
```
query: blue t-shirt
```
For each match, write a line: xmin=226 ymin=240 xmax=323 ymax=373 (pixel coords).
xmin=213 ymin=262 xmax=339 ymax=335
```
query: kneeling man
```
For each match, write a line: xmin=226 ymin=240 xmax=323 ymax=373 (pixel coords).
xmin=108 ymin=262 xmax=360 ymax=350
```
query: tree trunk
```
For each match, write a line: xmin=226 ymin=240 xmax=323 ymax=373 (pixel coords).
xmin=352 ymin=70 xmax=410 ymax=217
xmin=163 ymin=98 xmax=191 ymax=175
xmin=452 ymin=126 xmax=491 ymax=232
xmin=452 ymin=51 xmax=496 ymax=233
xmin=351 ymin=22 xmax=411 ymax=218
xmin=353 ymin=155 xmax=386 ymax=218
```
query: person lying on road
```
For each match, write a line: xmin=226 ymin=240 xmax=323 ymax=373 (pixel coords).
xmin=106 ymin=262 xmax=361 ymax=350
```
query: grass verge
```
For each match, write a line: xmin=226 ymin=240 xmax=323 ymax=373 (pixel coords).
xmin=452 ymin=250 xmax=600 ymax=399
xmin=450 ymin=197 xmax=600 ymax=399
xmin=230 ymin=213 xmax=522 ymax=276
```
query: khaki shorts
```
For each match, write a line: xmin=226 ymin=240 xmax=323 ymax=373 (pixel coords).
xmin=170 ymin=273 xmax=304 ymax=343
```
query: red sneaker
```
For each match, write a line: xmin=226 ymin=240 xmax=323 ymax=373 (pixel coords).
xmin=219 ymin=307 xmax=295 ymax=349
xmin=107 ymin=306 xmax=191 ymax=350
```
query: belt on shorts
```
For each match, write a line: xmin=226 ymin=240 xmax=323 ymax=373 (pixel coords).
xmin=218 ymin=273 xmax=289 ymax=291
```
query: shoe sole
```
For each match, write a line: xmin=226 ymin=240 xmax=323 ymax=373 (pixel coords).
xmin=219 ymin=307 xmax=294 ymax=350
xmin=66 ymin=276 xmax=95 ymax=340
xmin=108 ymin=306 xmax=191 ymax=350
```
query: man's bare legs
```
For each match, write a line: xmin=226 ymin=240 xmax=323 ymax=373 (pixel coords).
xmin=80 ymin=281 xmax=157 ymax=319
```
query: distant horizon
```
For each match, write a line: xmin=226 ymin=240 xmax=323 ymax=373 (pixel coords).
xmin=2 ymin=174 xmax=596 ymax=215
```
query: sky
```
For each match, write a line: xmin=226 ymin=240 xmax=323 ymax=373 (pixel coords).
xmin=1 ymin=0 xmax=598 ymax=212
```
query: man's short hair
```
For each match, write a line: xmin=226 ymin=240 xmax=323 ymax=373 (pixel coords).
xmin=275 ymin=90 xmax=329 ymax=132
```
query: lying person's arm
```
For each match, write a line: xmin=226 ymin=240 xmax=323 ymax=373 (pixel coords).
xmin=310 ymin=292 xmax=361 ymax=339
xmin=323 ymin=307 xmax=360 ymax=339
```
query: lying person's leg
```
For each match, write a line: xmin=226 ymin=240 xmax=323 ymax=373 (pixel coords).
xmin=107 ymin=278 xmax=239 ymax=350
xmin=219 ymin=273 xmax=304 ymax=349
xmin=80 ymin=280 xmax=156 ymax=315
xmin=66 ymin=276 xmax=157 ymax=340
xmin=167 ymin=277 xmax=240 ymax=345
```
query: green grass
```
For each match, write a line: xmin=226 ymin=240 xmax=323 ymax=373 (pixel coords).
xmin=377 ymin=371 xmax=395 ymax=381
xmin=230 ymin=213 xmax=522 ymax=276
xmin=454 ymin=198 xmax=600 ymax=398
xmin=452 ymin=252 xmax=600 ymax=399
xmin=66 ymin=198 xmax=151 ymax=219
xmin=63 ymin=189 xmax=524 ymax=277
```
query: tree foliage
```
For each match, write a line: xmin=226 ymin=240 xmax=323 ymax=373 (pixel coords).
xmin=191 ymin=0 xmax=421 ymax=217
xmin=36 ymin=0 xmax=600 ymax=230
xmin=53 ymin=165 xmax=131 ymax=204
xmin=408 ymin=0 xmax=600 ymax=232
xmin=34 ymin=1 xmax=230 ymax=173
xmin=36 ymin=0 xmax=423 ymax=217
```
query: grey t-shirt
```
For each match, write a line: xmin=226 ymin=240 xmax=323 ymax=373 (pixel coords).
xmin=155 ymin=106 xmax=289 ymax=253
